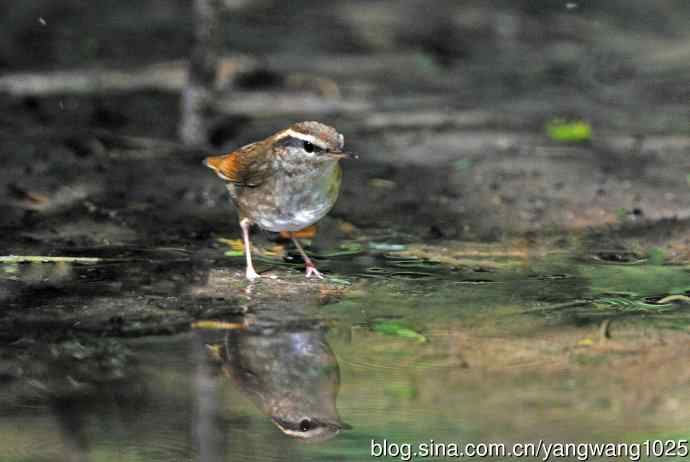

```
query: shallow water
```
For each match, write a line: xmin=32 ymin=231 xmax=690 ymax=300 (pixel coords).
xmin=2 ymin=248 xmax=690 ymax=461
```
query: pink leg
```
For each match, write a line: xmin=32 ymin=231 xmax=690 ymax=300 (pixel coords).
xmin=240 ymin=218 xmax=260 ymax=281
xmin=291 ymin=238 xmax=324 ymax=279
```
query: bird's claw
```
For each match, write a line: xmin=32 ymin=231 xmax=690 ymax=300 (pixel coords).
xmin=305 ymin=264 xmax=324 ymax=279
xmin=246 ymin=268 xmax=261 ymax=281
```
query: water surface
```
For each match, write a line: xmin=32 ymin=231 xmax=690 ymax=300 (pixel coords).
xmin=2 ymin=250 xmax=689 ymax=461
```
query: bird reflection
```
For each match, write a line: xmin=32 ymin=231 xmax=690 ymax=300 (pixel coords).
xmin=205 ymin=318 xmax=348 ymax=442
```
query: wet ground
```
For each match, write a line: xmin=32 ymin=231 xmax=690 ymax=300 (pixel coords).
xmin=1 ymin=1 xmax=690 ymax=461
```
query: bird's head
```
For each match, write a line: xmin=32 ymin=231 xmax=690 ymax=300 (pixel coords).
xmin=271 ymin=121 xmax=354 ymax=166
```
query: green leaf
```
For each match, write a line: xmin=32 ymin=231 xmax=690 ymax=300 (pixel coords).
xmin=545 ymin=118 xmax=592 ymax=142
xmin=371 ymin=320 xmax=427 ymax=343
xmin=647 ymin=247 xmax=666 ymax=266
xmin=615 ymin=207 xmax=629 ymax=222
xmin=453 ymin=159 xmax=473 ymax=171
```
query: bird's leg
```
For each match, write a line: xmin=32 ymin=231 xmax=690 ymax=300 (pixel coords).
xmin=290 ymin=237 xmax=324 ymax=279
xmin=240 ymin=218 xmax=260 ymax=281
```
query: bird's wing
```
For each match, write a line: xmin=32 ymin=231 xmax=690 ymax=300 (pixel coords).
xmin=204 ymin=141 xmax=272 ymax=187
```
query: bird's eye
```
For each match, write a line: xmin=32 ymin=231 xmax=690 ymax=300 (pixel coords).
xmin=303 ymin=141 xmax=314 ymax=153
xmin=299 ymin=419 xmax=311 ymax=432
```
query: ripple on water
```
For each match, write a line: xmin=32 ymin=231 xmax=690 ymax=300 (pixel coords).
xmin=105 ymin=428 xmax=195 ymax=462
xmin=390 ymin=271 xmax=435 ymax=280
xmin=0 ymin=419 xmax=64 ymax=461
xmin=337 ymin=333 xmax=465 ymax=375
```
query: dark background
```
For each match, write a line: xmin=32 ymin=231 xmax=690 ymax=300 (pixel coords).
xmin=1 ymin=0 xmax=689 ymax=254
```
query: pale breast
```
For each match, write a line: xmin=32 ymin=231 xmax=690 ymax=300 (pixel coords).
xmin=233 ymin=161 xmax=341 ymax=232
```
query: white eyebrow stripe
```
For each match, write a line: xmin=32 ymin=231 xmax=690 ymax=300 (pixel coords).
xmin=275 ymin=129 xmax=329 ymax=150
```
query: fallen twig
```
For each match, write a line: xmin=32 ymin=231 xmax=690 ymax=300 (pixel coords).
xmin=191 ymin=320 xmax=245 ymax=330
xmin=657 ymin=294 xmax=690 ymax=304
xmin=599 ymin=319 xmax=611 ymax=341
xmin=0 ymin=56 xmax=254 ymax=96
xmin=0 ymin=255 xmax=104 ymax=264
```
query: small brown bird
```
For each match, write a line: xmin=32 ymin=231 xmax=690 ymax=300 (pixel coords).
xmin=205 ymin=121 xmax=351 ymax=280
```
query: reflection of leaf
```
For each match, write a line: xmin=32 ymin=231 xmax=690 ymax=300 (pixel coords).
xmin=313 ymin=242 xmax=364 ymax=258
xmin=593 ymin=296 xmax=673 ymax=313
xmin=254 ymin=255 xmax=298 ymax=266
xmin=647 ymin=247 xmax=665 ymax=265
xmin=369 ymin=242 xmax=407 ymax=252
xmin=384 ymin=383 xmax=418 ymax=399
xmin=371 ymin=321 xmax=427 ymax=343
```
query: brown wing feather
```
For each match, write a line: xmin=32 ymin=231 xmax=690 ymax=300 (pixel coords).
xmin=204 ymin=141 xmax=272 ymax=187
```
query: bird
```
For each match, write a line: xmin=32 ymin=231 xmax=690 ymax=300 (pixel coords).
xmin=204 ymin=121 xmax=351 ymax=281
xmin=211 ymin=323 xmax=350 ymax=441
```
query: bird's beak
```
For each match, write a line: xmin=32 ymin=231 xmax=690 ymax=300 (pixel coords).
xmin=329 ymin=150 xmax=357 ymax=160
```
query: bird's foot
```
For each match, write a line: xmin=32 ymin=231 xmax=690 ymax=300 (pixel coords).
xmin=305 ymin=264 xmax=324 ymax=279
xmin=246 ymin=267 xmax=261 ymax=281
